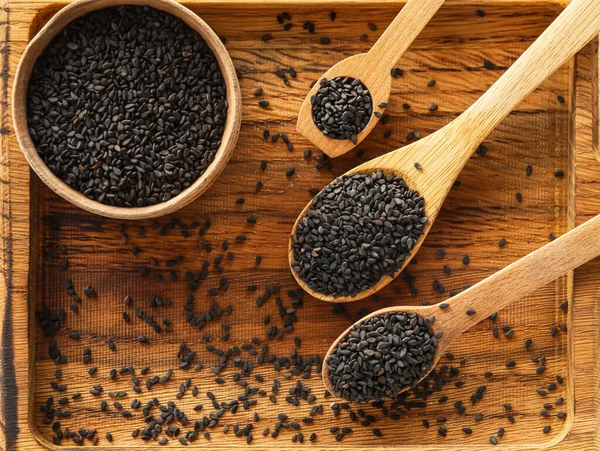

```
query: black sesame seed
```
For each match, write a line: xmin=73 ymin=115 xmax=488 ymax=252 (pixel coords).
xmin=311 ymin=77 xmax=372 ymax=141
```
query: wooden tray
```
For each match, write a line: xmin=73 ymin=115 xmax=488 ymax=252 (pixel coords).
xmin=1 ymin=0 xmax=600 ymax=449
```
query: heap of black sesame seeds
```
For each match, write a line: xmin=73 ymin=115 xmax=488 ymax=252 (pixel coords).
xmin=27 ymin=5 xmax=228 ymax=207
xmin=291 ymin=170 xmax=428 ymax=297
xmin=311 ymin=77 xmax=373 ymax=143
xmin=327 ymin=311 xmax=437 ymax=402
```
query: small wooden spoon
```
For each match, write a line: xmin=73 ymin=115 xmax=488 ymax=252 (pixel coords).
xmin=289 ymin=0 xmax=600 ymax=303
xmin=296 ymin=0 xmax=445 ymax=158
xmin=323 ymin=212 xmax=600 ymax=401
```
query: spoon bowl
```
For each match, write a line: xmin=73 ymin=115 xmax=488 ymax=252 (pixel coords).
xmin=290 ymin=0 xmax=600 ymax=303
xmin=288 ymin=128 xmax=461 ymax=303
xmin=296 ymin=53 xmax=392 ymax=158
xmin=321 ymin=303 xmax=444 ymax=397
xmin=323 ymin=212 xmax=600 ymax=401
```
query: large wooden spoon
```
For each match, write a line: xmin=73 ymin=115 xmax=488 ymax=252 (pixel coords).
xmin=323 ymin=212 xmax=600 ymax=401
xmin=296 ymin=0 xmax=446 ymax=158
xmin=289 ymin=0 xmax=600 ymax=303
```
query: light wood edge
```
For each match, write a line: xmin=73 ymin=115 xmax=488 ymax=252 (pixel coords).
xmin=11 ymin=0 xmax=242 ymax=220
xmin=567 ymin=36 xmax=600 ymax=451
xmin=0 ymin=0 xmax=578 ymax=4
xmin=321 ymin=303 xmax=439 ymax=397
xmin=0 ymin=5 xmax=16 ymax=451
xmin=1 ymin=2 xmax=599 ymax=451
xmin=595 ymin=35 xmax=600 ymax=162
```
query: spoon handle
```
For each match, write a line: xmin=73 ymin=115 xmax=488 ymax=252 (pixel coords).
xmin=454 ymin=0 xmax=600 ymax=146
xmin=367 ymin=0 xmax=445 ymax=72
xmin=439 ymin=214 xmax=600 ymax=341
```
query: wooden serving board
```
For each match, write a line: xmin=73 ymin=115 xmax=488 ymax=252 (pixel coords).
xmin=1 ymin=0 xmax=600 ymax=449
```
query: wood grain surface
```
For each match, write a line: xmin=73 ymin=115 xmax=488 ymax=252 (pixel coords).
xmin=1 ymin=1 xmax=600 ymax=450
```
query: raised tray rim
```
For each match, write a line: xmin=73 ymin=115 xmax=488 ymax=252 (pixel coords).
xmin=1 ymin=0 xmax=599 ymax=450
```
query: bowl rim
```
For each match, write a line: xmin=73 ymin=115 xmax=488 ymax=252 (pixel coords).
xmin=12 ymin=0 xmax=242 ymax=220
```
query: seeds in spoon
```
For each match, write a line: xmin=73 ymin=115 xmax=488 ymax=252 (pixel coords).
xmin=326 ymin=311 xmax=437 ymax=402
xmin=311 ymin=77 xmax=373 ymax=144
xmin=291 ymin=170 xmax=428 ymax=297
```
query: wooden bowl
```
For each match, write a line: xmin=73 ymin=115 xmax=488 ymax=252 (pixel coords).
xmin=12 ymin=0 xmax=241 ymax=220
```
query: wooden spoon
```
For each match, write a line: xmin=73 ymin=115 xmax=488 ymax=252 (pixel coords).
xmin=289 ymin=0 xmax=600 ymax=303
xmin=296 ymin=0 xmax=445 ymax=158
xmin=323 ymin=212 xmax=600 ymax=401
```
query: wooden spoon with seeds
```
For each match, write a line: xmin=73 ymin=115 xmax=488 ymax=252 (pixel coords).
xmin=296 ymin=0 xmax=446 ymax=158
xmin=323 ymin=212 xmax=600 ymax=401
xmin=289 ymin=0 xmax=600 ymax=303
